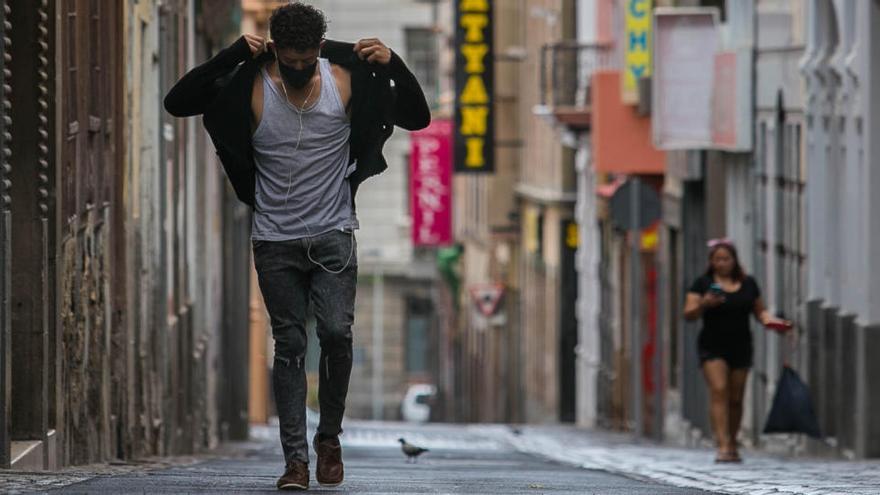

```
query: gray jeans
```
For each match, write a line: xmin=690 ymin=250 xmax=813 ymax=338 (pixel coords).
xmin=252 ymin=229 xmax=357 ymax=464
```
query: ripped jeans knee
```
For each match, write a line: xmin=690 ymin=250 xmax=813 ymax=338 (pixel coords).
xmin=273 ymin=333 xmax=307 ymax=369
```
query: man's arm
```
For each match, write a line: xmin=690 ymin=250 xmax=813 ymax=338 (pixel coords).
xmin=353 ymin=39 xmax=431 ymax=131
xmin=163 ymin=36 xmax=253 ymax=117
xmin=330 ymin=64 xmax=353 ymax=119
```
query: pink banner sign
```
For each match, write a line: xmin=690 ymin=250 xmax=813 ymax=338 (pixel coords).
xmin=410 ymin=119 xmax=453 ymax=247
xmin=711 ymin=51 xmax=737 ymax=148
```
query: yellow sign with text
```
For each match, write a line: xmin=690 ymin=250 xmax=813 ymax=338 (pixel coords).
xmin=455 ymin=0 xmax=493 ymax=173
xmin=623 ymin=0 xmax=652 ymax=104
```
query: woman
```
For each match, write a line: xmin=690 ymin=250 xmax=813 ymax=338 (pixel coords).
xmin=683 ymin=238 xmax=788 ymax=463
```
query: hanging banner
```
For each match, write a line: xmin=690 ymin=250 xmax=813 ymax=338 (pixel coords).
xmin=454 ymin=0 xmax=494 ymax=173
xmin=711 ymin=48 xmax=753 ymax=151
xmin=652 ymin=8 xmax=719 ymax=149
xmin=410 ymin=119 xmax=453 ymax=247
xmin=623 ymin=0 xmax=653 ymax=104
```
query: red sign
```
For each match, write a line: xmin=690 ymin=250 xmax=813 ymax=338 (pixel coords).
xmin=410 ymin=119 xmax=453 ymax=246
xmin=469 ymin=284 xmax=504 ymax=317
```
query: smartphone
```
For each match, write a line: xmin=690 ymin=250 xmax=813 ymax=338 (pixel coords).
xmin=709 ymin=283 xmax=724 ymax=296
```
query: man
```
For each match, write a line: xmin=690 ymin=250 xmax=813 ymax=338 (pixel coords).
xmin=164 ymin=2 xmax=430 ymax=491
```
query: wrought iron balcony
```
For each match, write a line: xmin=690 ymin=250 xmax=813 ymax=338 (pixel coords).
xmin=537 ymin=42 xmax=617 ymax=130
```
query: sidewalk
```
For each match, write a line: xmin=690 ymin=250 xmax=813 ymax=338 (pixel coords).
xmin=0 ymin=455 xmax=209 ymax=494
xmin=475 ymin=424 xmax=880 ymax=495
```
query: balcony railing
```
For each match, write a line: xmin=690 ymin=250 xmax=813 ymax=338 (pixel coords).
xmin=539 ymin=42 xmax=617 ymax=128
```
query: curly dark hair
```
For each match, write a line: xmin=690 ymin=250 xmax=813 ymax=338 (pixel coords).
xmin=269 ymin=2 xmax=327 ymax=51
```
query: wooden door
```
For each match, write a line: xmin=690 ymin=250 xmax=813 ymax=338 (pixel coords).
xmin=58 ymin=0 xmax=123 ymax=466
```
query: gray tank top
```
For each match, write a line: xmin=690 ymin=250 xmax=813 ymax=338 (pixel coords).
xmin=251 ymin=58 xmax=359 ymax=241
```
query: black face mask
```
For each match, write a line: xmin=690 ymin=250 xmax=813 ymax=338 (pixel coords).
xmin=277 ymin=58 xmax=317 ymax=89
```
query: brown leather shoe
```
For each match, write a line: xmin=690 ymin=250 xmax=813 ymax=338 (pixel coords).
xmin=313 ymin=433 xmax=344 ymax=487
xmin=277 ymin=460 xmax=309 ymax=490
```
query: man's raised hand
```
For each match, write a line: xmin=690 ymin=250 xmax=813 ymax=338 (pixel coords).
xmin=353 ymin=38 xmax=391 ymax=65
xmin=244 ymin=34 xmax=267 ymax=58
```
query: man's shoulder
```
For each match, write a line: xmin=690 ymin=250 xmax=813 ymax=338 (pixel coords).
xmin=329 ymin=63 xmax=353 ymax=95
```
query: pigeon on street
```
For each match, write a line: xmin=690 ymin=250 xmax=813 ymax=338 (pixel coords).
xmin=398 ymin=438 xmax=429 ymax=463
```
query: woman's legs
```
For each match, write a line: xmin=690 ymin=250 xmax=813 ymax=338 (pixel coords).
xmin=703 ymin=359 xmax=733 ymax=454
xmin=727 ymin=368 xmax=749 ymax=453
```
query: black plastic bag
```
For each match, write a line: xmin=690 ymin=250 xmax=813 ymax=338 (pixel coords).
xmin=763 ymin=366 xmax=822 ymax=438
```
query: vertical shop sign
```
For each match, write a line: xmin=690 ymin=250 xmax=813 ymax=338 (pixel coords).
xmin=411 ymin=119 xmax=453 ymax=246
xmin=454 ymin=0 xmax=494 ymax=173
xmin=623 ymin=0 xmax=652 ymax=104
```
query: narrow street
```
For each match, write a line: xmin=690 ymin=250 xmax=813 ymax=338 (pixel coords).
xmin=3 ymin=1 xmax=880 ymax=492
xmin=41 ymin=420 xmax=708 ymax=494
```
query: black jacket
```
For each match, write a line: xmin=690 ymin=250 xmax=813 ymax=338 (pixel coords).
xmin=163 ymin=36 xmax=430 ymax=208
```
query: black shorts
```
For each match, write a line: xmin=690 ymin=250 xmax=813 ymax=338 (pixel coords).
xmin=697 ymin=330 xmax=753 ymax=369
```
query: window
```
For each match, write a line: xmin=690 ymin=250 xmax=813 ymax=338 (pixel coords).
xmin=755 ymin=121 xmax=767 ymax=286
xmin=405 ymin=298 xmax=432 ymax=373
xmin=755 ymin=112 xmax=805 ymax=321
xmin=779 ymin=121 xmax=804 ymax=320
xmin=404 ymin=27 xmax=438 ymax=109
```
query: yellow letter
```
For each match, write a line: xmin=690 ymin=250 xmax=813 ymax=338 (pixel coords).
xmin=465 ymin=138 xmax=484 ymax=167
xmin=460 ymin=106 xmax=488 ymax=135
xmin=460 ymin=0 xmax=489 ymax=12
xmin=461 ymin=44 xmax=488 ymax=73
xmin=460 ymin=75 xmax=488 ymax=104
xmin=460 ymin=14 xmax=488 ymax=43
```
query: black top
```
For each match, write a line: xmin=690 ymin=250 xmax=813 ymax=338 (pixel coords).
xmin=163 ymin=36 xmax=431 ymax=208
xmin=689 ymin=274 xmax=761 ymax=340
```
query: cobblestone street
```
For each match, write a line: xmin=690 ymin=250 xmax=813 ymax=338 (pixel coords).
xmin=2 ymin=419 xmax=707 ymax=494
xmin=2 ymin=417 xmax=877 ymax=494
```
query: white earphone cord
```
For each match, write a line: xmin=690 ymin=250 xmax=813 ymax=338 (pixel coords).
xmin=278 ymin=61 xmax=355 ymax=275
